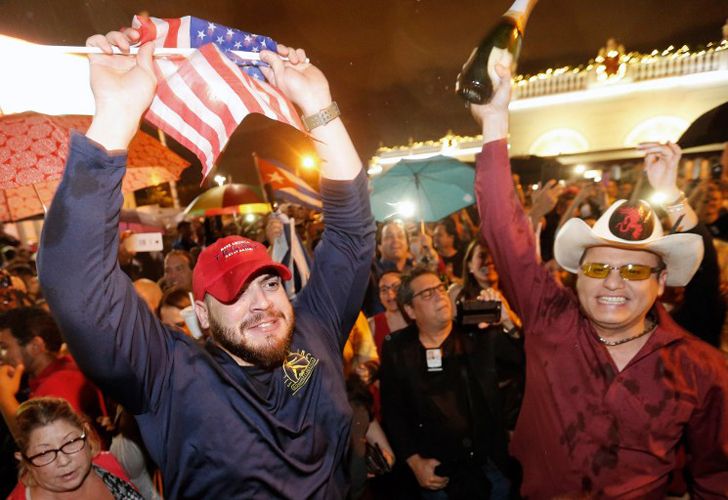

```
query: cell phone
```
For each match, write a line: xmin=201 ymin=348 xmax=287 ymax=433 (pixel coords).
xmin=456 ymin=299 xmax=502 ymax=325
xmin=540 ymin=160 xmax=561 ymax=185
xmin=124 ymin=232 xmax=163 ymax=253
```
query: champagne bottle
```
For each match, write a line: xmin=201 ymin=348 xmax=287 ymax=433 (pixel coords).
xmin=455 ymin=0 xmax=538 ymax=104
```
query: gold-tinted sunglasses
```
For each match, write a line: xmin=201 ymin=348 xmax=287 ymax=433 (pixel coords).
xmin=581 ymin=262 xmax=664 ymax=281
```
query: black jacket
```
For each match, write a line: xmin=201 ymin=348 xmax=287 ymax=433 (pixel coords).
xmin=380 ymin=323 xmax=524 ymax=472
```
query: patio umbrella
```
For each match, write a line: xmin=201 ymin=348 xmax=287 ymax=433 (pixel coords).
xmin=183 ymin=183 xmax=271 ymax=217
xmin=0 ymin=113 xmax=190 ymax=222
xmin=370 ymin=155 xmax=475 ymax=222
xmin=678 ymin=101 xmax=728 ymax=149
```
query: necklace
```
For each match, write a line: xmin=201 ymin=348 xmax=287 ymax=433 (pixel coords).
xmin=597 ymin=321 xmax=657 ymax=347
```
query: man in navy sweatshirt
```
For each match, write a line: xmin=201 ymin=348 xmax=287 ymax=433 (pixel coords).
xmin=37 ymin=28 xmax=375 ymax=499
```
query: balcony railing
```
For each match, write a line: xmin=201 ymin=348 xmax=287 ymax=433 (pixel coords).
xmin=513 ymin=41 xmax=728 ymax=100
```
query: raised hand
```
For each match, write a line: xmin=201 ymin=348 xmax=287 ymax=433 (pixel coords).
xmin=469 ymin=62 xmax=512 ymax=142
xmin=530 ymin=179 xmax=564 ymax=221
xmin=639 ymin=142 xmax=682 ymax=200
xmin=259 ymin=45 xmax=331 ymax=116
xmin=84 ymin=29 xmax=157 ymax=150
xmin=0 ymin=364 xmax=23 ymax=401
xmin=476 ymin=287 xmax=508 ymax=329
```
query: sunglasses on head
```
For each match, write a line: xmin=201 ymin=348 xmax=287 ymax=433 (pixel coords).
xmin=581 ymin=262 xmax=665 ymax=281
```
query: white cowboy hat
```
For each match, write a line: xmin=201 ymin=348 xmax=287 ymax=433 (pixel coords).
xmin=554 ymin=199 xmax=703 ymax=287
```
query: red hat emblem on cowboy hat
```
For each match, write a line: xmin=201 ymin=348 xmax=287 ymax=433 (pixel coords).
xmin=608 ymin=201 xmax=654 ymax=242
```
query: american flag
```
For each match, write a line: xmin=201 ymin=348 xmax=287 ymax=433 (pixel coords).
xmin=255 ymin=156 xmax=322 ymax=210
xmin=132 ymin=15 xmax=304 ymax=179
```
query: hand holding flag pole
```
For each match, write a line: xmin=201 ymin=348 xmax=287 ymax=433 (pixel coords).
xmin=51 ymin=45 xmax=306 ymax=63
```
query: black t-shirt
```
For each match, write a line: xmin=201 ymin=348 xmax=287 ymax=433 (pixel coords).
xmin=707 ymin=211 xmax=728 ymax=241
xmin=440 ymin=249 xmax=465 ymax=281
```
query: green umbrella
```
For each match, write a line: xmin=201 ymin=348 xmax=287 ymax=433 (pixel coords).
xmin=370 ymin=155 xmax=475 ymax=222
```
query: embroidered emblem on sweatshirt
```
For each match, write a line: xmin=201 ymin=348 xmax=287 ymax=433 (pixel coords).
xmin=283 ymin=349 xmax=319 ymax=395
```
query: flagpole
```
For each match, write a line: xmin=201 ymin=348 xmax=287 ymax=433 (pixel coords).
xmin=50 ymin=45 xmax=301 ymax=62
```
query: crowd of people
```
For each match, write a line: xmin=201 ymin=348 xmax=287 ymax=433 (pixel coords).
xmin=0 ymin=25 xmax=725 ymax=500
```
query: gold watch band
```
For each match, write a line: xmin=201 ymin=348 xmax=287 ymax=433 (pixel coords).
xmin=302 ymin=102 xmax=340 ymax=132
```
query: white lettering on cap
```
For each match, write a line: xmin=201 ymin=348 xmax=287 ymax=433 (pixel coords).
xmin=216 ymin=240 xmax=254 ymax=262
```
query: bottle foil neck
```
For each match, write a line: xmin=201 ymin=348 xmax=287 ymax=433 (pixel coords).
xmin=503 ymin=0 xmax=538 ymax=32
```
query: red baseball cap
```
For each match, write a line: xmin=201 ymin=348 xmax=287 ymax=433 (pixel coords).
xmin=192 ymin=236 xmax=292 ymax=303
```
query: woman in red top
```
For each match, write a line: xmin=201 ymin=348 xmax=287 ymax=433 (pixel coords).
xmin=9 ymin=397 xmax=141 ymax=500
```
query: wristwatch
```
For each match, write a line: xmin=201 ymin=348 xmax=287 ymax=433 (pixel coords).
xmin=302 ymin=102 xmax=340 ymax=132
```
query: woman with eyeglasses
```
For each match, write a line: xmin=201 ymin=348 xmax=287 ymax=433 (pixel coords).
xmin=368 ymin=271 xmax=408 ymax=357
xmin=9 ymin=397 xmax=142 ymax=500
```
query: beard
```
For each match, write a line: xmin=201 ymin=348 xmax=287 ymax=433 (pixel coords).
xmin=208 ymin=309 xmax=295 ymax=369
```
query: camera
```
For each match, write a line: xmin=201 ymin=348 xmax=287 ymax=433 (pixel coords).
xmin=456 ymin=299 xmax=502 ymax=325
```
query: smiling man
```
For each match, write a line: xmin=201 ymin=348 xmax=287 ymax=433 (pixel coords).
xmin=36 ymin=28 xmax=374 ymax=499
xmin=470 ymin=64 xmax=728 ymax=497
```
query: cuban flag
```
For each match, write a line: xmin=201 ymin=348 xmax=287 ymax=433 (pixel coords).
xmin=255 ymin=156 xmax=322 ymax=210
xmin=131 ymin=15 xmax=304 ymax=180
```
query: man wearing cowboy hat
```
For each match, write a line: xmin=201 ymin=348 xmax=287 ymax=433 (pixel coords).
xmin=468 ymin=62 xmax=728 ymax=497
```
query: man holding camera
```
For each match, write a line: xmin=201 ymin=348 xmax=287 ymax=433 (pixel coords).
xmin=379 ymin=267 xmax=523 ymax=499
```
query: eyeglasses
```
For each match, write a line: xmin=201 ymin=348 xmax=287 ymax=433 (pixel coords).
xmin=411 ymin=283 xmax=447 ymax=301
xmin=378 ymin=283 xmax=400 ymax=294
xmin=24 ymin=432 xmax=87 ymax=467
xmin=581 ymin=263 xmax=665 ymax=281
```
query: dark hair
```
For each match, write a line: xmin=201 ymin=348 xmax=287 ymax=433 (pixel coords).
xmin=458 ymin=238 xmax=493 ymax=301
xmin=157 ymin=288 xmax=192 ymax=318
xmin=176 ymin=221 xmax=192 ymax=233
xmin=15 ymin=397 xmax=99 ymax=484
xmin=396 ymin=266 xmax=439 ymax=307
xmin=435 ymin=218 xmax=460 ymax=249
xmin=6 ymin=264 xmax=35 ymax=279
xmin=0 ymin=307 xmax=63 ymax=352
xmin=165 ymin=249 xmax=194 ymax=269
xmin=377 ymin=270 xmax=401 ymax=287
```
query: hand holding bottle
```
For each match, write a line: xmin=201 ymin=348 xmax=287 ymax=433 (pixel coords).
xmin=456 ymin=0 xmax=537 ymax=104
xmin=469 ymin=63 xmax=512 ymax=143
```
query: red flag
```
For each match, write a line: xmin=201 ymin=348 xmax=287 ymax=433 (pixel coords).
xmin=132 ymin=16 xmax=304 ymax=180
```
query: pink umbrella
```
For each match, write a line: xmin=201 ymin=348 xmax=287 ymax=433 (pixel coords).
xmin=0 ymin=113 xmax=190 ymax=221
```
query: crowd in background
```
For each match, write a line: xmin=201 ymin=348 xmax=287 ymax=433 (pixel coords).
xmin=0 ymin=145 xmax=726 ymax=498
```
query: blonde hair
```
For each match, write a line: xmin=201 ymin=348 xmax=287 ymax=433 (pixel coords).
xmin=15 ymin=397 xmax=99 ymax=487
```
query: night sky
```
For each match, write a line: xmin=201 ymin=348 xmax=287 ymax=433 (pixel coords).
xmin=0 ymin=0 xmax=725 ymax=195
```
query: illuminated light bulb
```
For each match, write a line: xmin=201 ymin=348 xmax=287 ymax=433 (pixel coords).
xmin=367 ymin=165 xmax=383 ymax=176
xmin=214 ymin=175 xmax=226 ymax=187
xmin=651 ymin=192 xmax=668 ymax=205
xmin=301 ymin=155 xmax=316 ymax=169
xmin=244 ymin=214 xmax=256 ymax=223
xmin=396 ymin=201 xmax=416 ymax=218
xmin=574 ymin=164 xmax=586 ymax=175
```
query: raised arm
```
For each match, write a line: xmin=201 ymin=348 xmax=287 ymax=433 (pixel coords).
xmin=260 ymin=48 xmax=375 ymax=346
xmin=37 ymin=30 xmax=172 ymax=413
xmin=641 ymin=142 xmax=698 ymax=231
xmin=260 ymin=46 xmax=360 ymax=181
xmin=468 ymin=65 xmax=571 ymax=329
